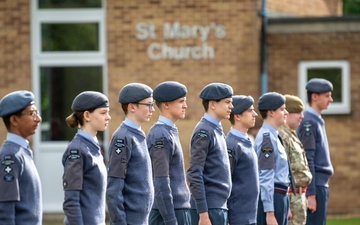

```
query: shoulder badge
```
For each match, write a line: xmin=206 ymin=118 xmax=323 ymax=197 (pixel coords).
xmin=3 ymin=174 xmax=14 ymax=182
xmin=197 ymin=129 xmax=208 ymax=138
xmin=227 ymin=148 xmax=233 ymax=158
xmin=154 ymin=140 xmax=165 ymax=149
xmin=114 ymin=139 xmax=125 ymax=155
xmin=2 ymin=155 xmax=14 ymax=165
xmin=68 ymin=149 xmax=80 ymax=160
xmin=304 ymin=121 xmax=312 ymax=136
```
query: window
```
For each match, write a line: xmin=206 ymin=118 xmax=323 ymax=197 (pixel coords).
xmin=298 ymin=61 xmax=350 ymax=114
xmin=31 ymin=0 xmax=106 ymax=212
xmin=40 ymin=66 xmax=103 ymax=141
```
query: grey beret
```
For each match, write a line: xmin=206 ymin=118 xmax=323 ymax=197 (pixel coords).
xmin=71 ymin=91 xmax=109 ymax=111
xmin=199 ymin=83 xmax=233 ymax=100
xmin=153 ymin=81 xmax=187 ymax=102
xmin=0 ymin=90 xmax=35 ymax=117
xmin=231 ymin=95 xmax=254 ymax=114
xmin=118 ymin=83 xmax=153 ymax=104
xmin=306 ymin=78 xmax=333 ymax=93
xmin=258 ymin=92 xmax=285 ymax=111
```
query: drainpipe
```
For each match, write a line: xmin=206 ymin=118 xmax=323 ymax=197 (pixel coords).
xmin=259 ymin=0 xmax=268 ymax=94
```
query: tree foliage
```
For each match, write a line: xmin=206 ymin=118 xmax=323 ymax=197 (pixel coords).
xmin=343 ymin=0 xmax=360 ymax=15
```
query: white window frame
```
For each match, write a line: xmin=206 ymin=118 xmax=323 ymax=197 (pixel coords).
xmin=298 ymin=60 xmax=350 ymax=114
xmin=30 ymin=0 xmax=107 ymax=212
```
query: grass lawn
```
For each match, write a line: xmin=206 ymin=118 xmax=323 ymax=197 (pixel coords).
xmin=327 ymin=217 xmax=360 ymax=225
xmin=43 ymin=217 xmax=360 ymax=225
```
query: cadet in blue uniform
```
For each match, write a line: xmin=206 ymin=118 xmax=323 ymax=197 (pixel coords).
xmin=186 ymin=83 xmax=233 ymax=225
xmin=226 ymin=95 xmax=259 ymax=225
xmin=0 ymin=90 xmax=42 ymax=225
xmin=147 ymin=81 xmax=191 ymax=225
xmin=254 ymin=92 xmax=290 ymax=225
xmin=107 ymin=83 xmax=155 ymax=225
xmin=62 ymin=91 xmax=111 ymax=225
xmin=297 ymin=78 xmax=334 ymax=225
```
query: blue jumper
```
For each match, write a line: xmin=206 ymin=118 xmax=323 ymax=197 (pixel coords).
xmin=62 ymin=130 xmax=107 ymax=225
xmin=107 ymin=119 xmax=154 ymax=225
xmin=147 ymin=116 xmax=191 ymax=225
xmin=186 ymin=114 xmax=231 ymax=213
xmin=0 ymin=133 xmax=42 ymax=225
xmin=226 ymin=128 xmax=259 ymax=225
xmin=297 ymin=108 xmax=334 ymax=196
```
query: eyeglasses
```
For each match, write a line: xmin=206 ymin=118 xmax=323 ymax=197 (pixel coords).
xmin=136 ymin=102 xmax=155 ymax=111
xmin=22 ymin=110 xmax=40 ymax=120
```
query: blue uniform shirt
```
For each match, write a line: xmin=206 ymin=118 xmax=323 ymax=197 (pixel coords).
xmin=107 ymin=118 xmax=154 ymax=225
xmin=187 ymin=113 xmax=232 ymax=213
xmin=62 ymin=130 xmax=107 ymax=225
xmin=0 ymin=133 xmax=42 ymax=225
xmin=147 ymin=116 xmax=191 ymax=224
xmin=226 ymin=128 xmax=259 ymax=224
xmin=254 ymin=123 xmax=290 ymax=212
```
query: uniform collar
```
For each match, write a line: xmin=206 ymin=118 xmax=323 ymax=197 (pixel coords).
xmin=157 ymin=116 xmax=175 ymax=127
xmin=6 ymin=132 xmax=29 ymax=149
xmin=204 ymin=113 xmax=222 ymax=128
xmin=229 ymin=127 xmax=248 ymax=139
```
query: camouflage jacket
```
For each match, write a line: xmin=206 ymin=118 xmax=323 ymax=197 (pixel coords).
xmin=279 ymin=125 xmax=312 ymax=187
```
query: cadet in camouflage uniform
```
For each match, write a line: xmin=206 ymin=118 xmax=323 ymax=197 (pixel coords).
xmin=278 ymin=95 xmax=312 ymax=225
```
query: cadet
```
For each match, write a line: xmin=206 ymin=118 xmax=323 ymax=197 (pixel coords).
xmin=0 ymin=90 xmax=42 ymax=225
xmin=147 ymin=81 xmax=191 ymax=225
xmin=297 ymin=78 xmax=334 ymax=225
xmin=226 ymin=95 xmax=259 ymax=225
xmin=254 ymin=92 xmax=290 ymax=225
xmin=106 ymin=83 xmax=155 ymax=225
xmin=278 ymin=95 xmax=312 ymax=225
xmin=62 ymin=91 xmax=111 ymax=225
xmin=186 ymin=82 xmax=233 ymax=225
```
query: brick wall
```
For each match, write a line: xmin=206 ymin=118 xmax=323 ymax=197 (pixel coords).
xmin=267 ymin=0 xmax=342 ymax=17
xmin=106 ymin=0 xmax=263 ymax=169
xmin=267 ymin=17 xmax=360 ymax=216
xmin=0 ymin=0 xmax=32 ymax=140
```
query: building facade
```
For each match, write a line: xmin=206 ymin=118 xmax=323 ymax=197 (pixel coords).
xmin=1 ymin=0 xmax=358 ymax=216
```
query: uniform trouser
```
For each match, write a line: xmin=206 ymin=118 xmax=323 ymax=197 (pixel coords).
xmin=189 ymin=208 xmax=228 ymax=225
xmin=306 ymin=186 xmax=328 ymax=225
xmin=288 ymin=192 xmax=307 ymax=225
xmin=149 ymin=209 xmax=191 ymax=225
xmin=257 ymin=192 xmax=289 ymax=225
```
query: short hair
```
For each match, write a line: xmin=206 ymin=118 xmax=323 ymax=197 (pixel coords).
xmin=259 ymin=110 xmax=268 ymax=119
xmin=202 ymin=100 xmax=209 ymax=112
xmin=229 ymin=114 xmax=235 ymax=125
xmin=155 ymin=100 xmax=162 ymax=109
xmin=121 ymin=103 xmax=129 ymax=115
xmin=2 ymin=109 xmax=24 ymax=130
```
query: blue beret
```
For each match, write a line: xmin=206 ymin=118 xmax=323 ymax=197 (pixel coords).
xmin=71 ymin=91 xmax=109 ymax=111
xmin=231 ymin=95 xmax=254 ymax=114
xmin=0 ymin=90 xmax=35 ymax=117
xmin=153 ymin=81 xmax=187 ymax=102
xmin=118 ymin=83 xmax=153 ymax=104
xmin=257 ymin=92 xmax=285 ymax=111
xmin=306 ymin=78 xmax=333 ymax=93
xmin=199 ymin=83 xmax=233 ymax=100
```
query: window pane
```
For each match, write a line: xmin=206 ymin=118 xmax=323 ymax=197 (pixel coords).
xmin=40 ymin=66 xmax=103 ymax=142
xmin=42 ymin=23 xmax=99 ymax=51
xmin=39 ymin=0 xmax=102 ymax=9
xmin=307 ymin=68 xmax=342 ymax=102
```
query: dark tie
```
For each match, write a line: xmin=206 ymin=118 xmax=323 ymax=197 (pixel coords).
xmin=278 ymin=135 xmax=296 ymax=196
